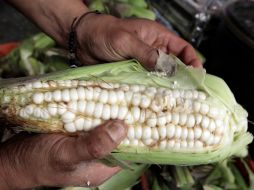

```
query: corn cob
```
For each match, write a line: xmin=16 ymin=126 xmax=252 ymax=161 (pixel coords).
xmin=0 ymin=59 xmax=252 ymax=165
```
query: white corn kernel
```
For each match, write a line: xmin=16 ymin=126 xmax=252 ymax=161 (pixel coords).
xmin=33 ymin=107 xmax=41 ymax=118
xmin=201 ymin=130 xmax=210 ymax=142
xmin=175 ymin=126 xmax=182 ymax=139
xmin=125 ymin=91 xmax=133 ymax=104
xmin=166 ymin=124 xmax=175 ymax=138
xmin=208 ymin=107 xmax=219 ymax=118
xmin=172 ymin=113 xmax=180 ymax=125
xmin=19 ymin=109 xmax=29 ymax=118
xmin=121 ymin=139 xmax=130 ymax=146
xmin=83 ymin=119 xmax=92 ymax=131
xmin=70 ymin=88 xmax=78 ymax=101
xmin=143 ymin=139 xmax=154 ymax=146
xmin=187 ymin=129 xmax=194 ymax=140
xmin=93 ymin=87 xmax=101 ymax=101
xmin=91 ymin=119 xmax=101 ymax=128
xmin=131 ymin=93 xmax=141 ymax=106
xmin=40 ymin=108 xmax=50 ymax=119
xmin=130 ymin=84 xmax=140 ymax=92
xmin=32 ymin=92 xmax=44 ymax=104
xmin=214 ymin=135 xmax=221 ymax=144
xmin=166 ymin=112 xmax=172 ymax=123
xmin=159 ymin=140 xmax=167 ymax=150
xmin=44 ymin=92 xmax=53 ymax=102
xmin=193 ymin=101 xmax=201 ymax=113
xmin=208 ymin=120 xmax=216 ymax=132
xmin=77 ymin=101 xmax=86 ymax=113
xmin=62 ymin=89 xmax=70 ymax=102
xmin=179 ymin=113 xmax=187 ymax=125
xmin=200 ymin=103 xmax=209 ymax=115
xmin=42 ymin=82 xmax=49 ymax=88
xmin=32 ymin=81 xmax=42 ymax=88
xmin=139 ymin=110 xmax=146 ymax=123
xmin=174 ymin=141 xmax=181 ymax=149
xmin=131 ymin=107 xmax=140 ymax=122
xmin=110 ymin=104 xmax=119 ymax=119
xmin=68 ymin=101 xmax=78 ymax=112
xmin=77 ymin=87 xmax=85 ymax=100
xmin=194 ymin=141 xmax=203 ymax=148
xmin=151 ymin=128 xmax=159 ymax=140
xmin=48 ymin=103 xmax=58 ymax=116
xmin=195 ymin=114 xmax=203 ymax=125
xmin=172 ymin=90 xmax=180 ymax=98
xmin=167 ymin=140 xmax=175 ymax=149
xmin=201 ymin=116 xmax=210 ymax=129
xmin=130 ymin=139 xmax=139 ymax=146
xmin=147 ymin=113 xmax=157 ymax=127
xmin=194 ymin=127 xmax=202 ymax=139
xmin=157 ymin=115 xmax=167 ymax=126
xmin=116 ymin=90 xmax=125 ymax=102
xmin=127 ymin=126 xmax=135 ymax=140
xmin=198 ymin=92 xmax=206 ymax=100
xmin=92 ymin=102 xmax=103 ymax=118
xmin=102 ymin=104 xmax=111 ymax=120
xmin=192 ymin=90 xmax=199 ymax=99
xmin=53 ymin=90 xmax=62 ymax=102
xmin=134 ymin=126 xmax=142 ymax=139
xmin=207 ymin=135 xmax=214 ymax=145
xmin=24 ymin=104 xmax=35 ymax=115
xmin=186 ymin=114 xmax=195 ymax=128
xmin=58 ymin=103 xmax=67 ymax=115
xmin=85 ymin=101 xmax=95 ymax=116
xmin=64 ymin=123 xmax=76 ymax=133
xmin=188 ymin=141 xmax=194 ymax=148
xmin=184 ymin=90 xmax=193 ymax=99
xmin=142 ymin=126 xmax=152 ymax=140
xmin=125 ymin=113 xmax=134 ymax=124
xmin=99 ymin=90 xmax=108 ymax=103
xmin=140 ymin=95 xmax=151 ymax=108
xmin=108 ymin=91 xmax=117 ymax=104
xmin=118 ymin=106 xmax=128 ymax=120
xmin=181 ymin=128 xmax=188 ymax=140
xmin=85 ymin=87 xmax=93 ymax=101
xmin=62 ymin=111 xmax=76 ymax=123
xmin=74 ymin=118 xmax=84 ymax=131
xmin=181 ymin=141 xmax=188 ymax=148
xmin=158 ymin=125 xmax=167 ymax=139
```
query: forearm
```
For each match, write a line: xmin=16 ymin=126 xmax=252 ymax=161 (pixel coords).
xmin=5 ymin=0 xmax=89 ymax=46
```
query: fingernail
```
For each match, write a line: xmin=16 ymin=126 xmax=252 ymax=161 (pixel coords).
xmin=106 ymin=120 xmax=127 ymax=143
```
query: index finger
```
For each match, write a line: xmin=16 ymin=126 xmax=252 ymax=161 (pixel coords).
xmin=166 ymin=34 xmax=202 ymax=67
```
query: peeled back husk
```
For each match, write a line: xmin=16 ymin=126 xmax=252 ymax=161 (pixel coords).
xmin=0 ymin=58 xmax=252 ymax=165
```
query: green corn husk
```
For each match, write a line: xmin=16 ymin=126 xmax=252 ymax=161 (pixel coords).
xmin=61 ymin=164 xmax=148 ymax=190
xmin=0 ymin=58 xmax=252 ymax=165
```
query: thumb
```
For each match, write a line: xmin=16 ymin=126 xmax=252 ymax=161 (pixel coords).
xmin=70 ymin=120 xmax=127 ymax=162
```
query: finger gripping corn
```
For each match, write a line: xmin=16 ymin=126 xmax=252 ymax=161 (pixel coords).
xmin=0 ymin=59 xmax=252 ymax=165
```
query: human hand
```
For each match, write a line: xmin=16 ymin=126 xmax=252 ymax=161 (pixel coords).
xmin=76 ymin=14 xmax=202 ymax=69
xmin=0 ymin=120 xmax=127 ymax=189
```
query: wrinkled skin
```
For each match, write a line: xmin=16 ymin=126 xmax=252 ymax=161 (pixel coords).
xmin=0 ymin=120 xmax=127 ymax=189
xmin=76 ymin=14 xmax=202 ymax=69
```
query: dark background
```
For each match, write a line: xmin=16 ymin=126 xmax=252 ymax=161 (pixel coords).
xmin=0 ymin=1 xmax=39 ymax=43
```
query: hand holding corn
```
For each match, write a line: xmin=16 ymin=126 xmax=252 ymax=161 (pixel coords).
xmin=5 ymin=0 xmax=202 ymax=69
xmin=0 ymin=120 xmax=127 ymax=189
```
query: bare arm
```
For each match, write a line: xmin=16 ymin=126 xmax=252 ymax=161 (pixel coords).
xmin=5 ymin=0 xmax=89 ymax=46
xmin=5 ymin=0 xmax=202 ymax=68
